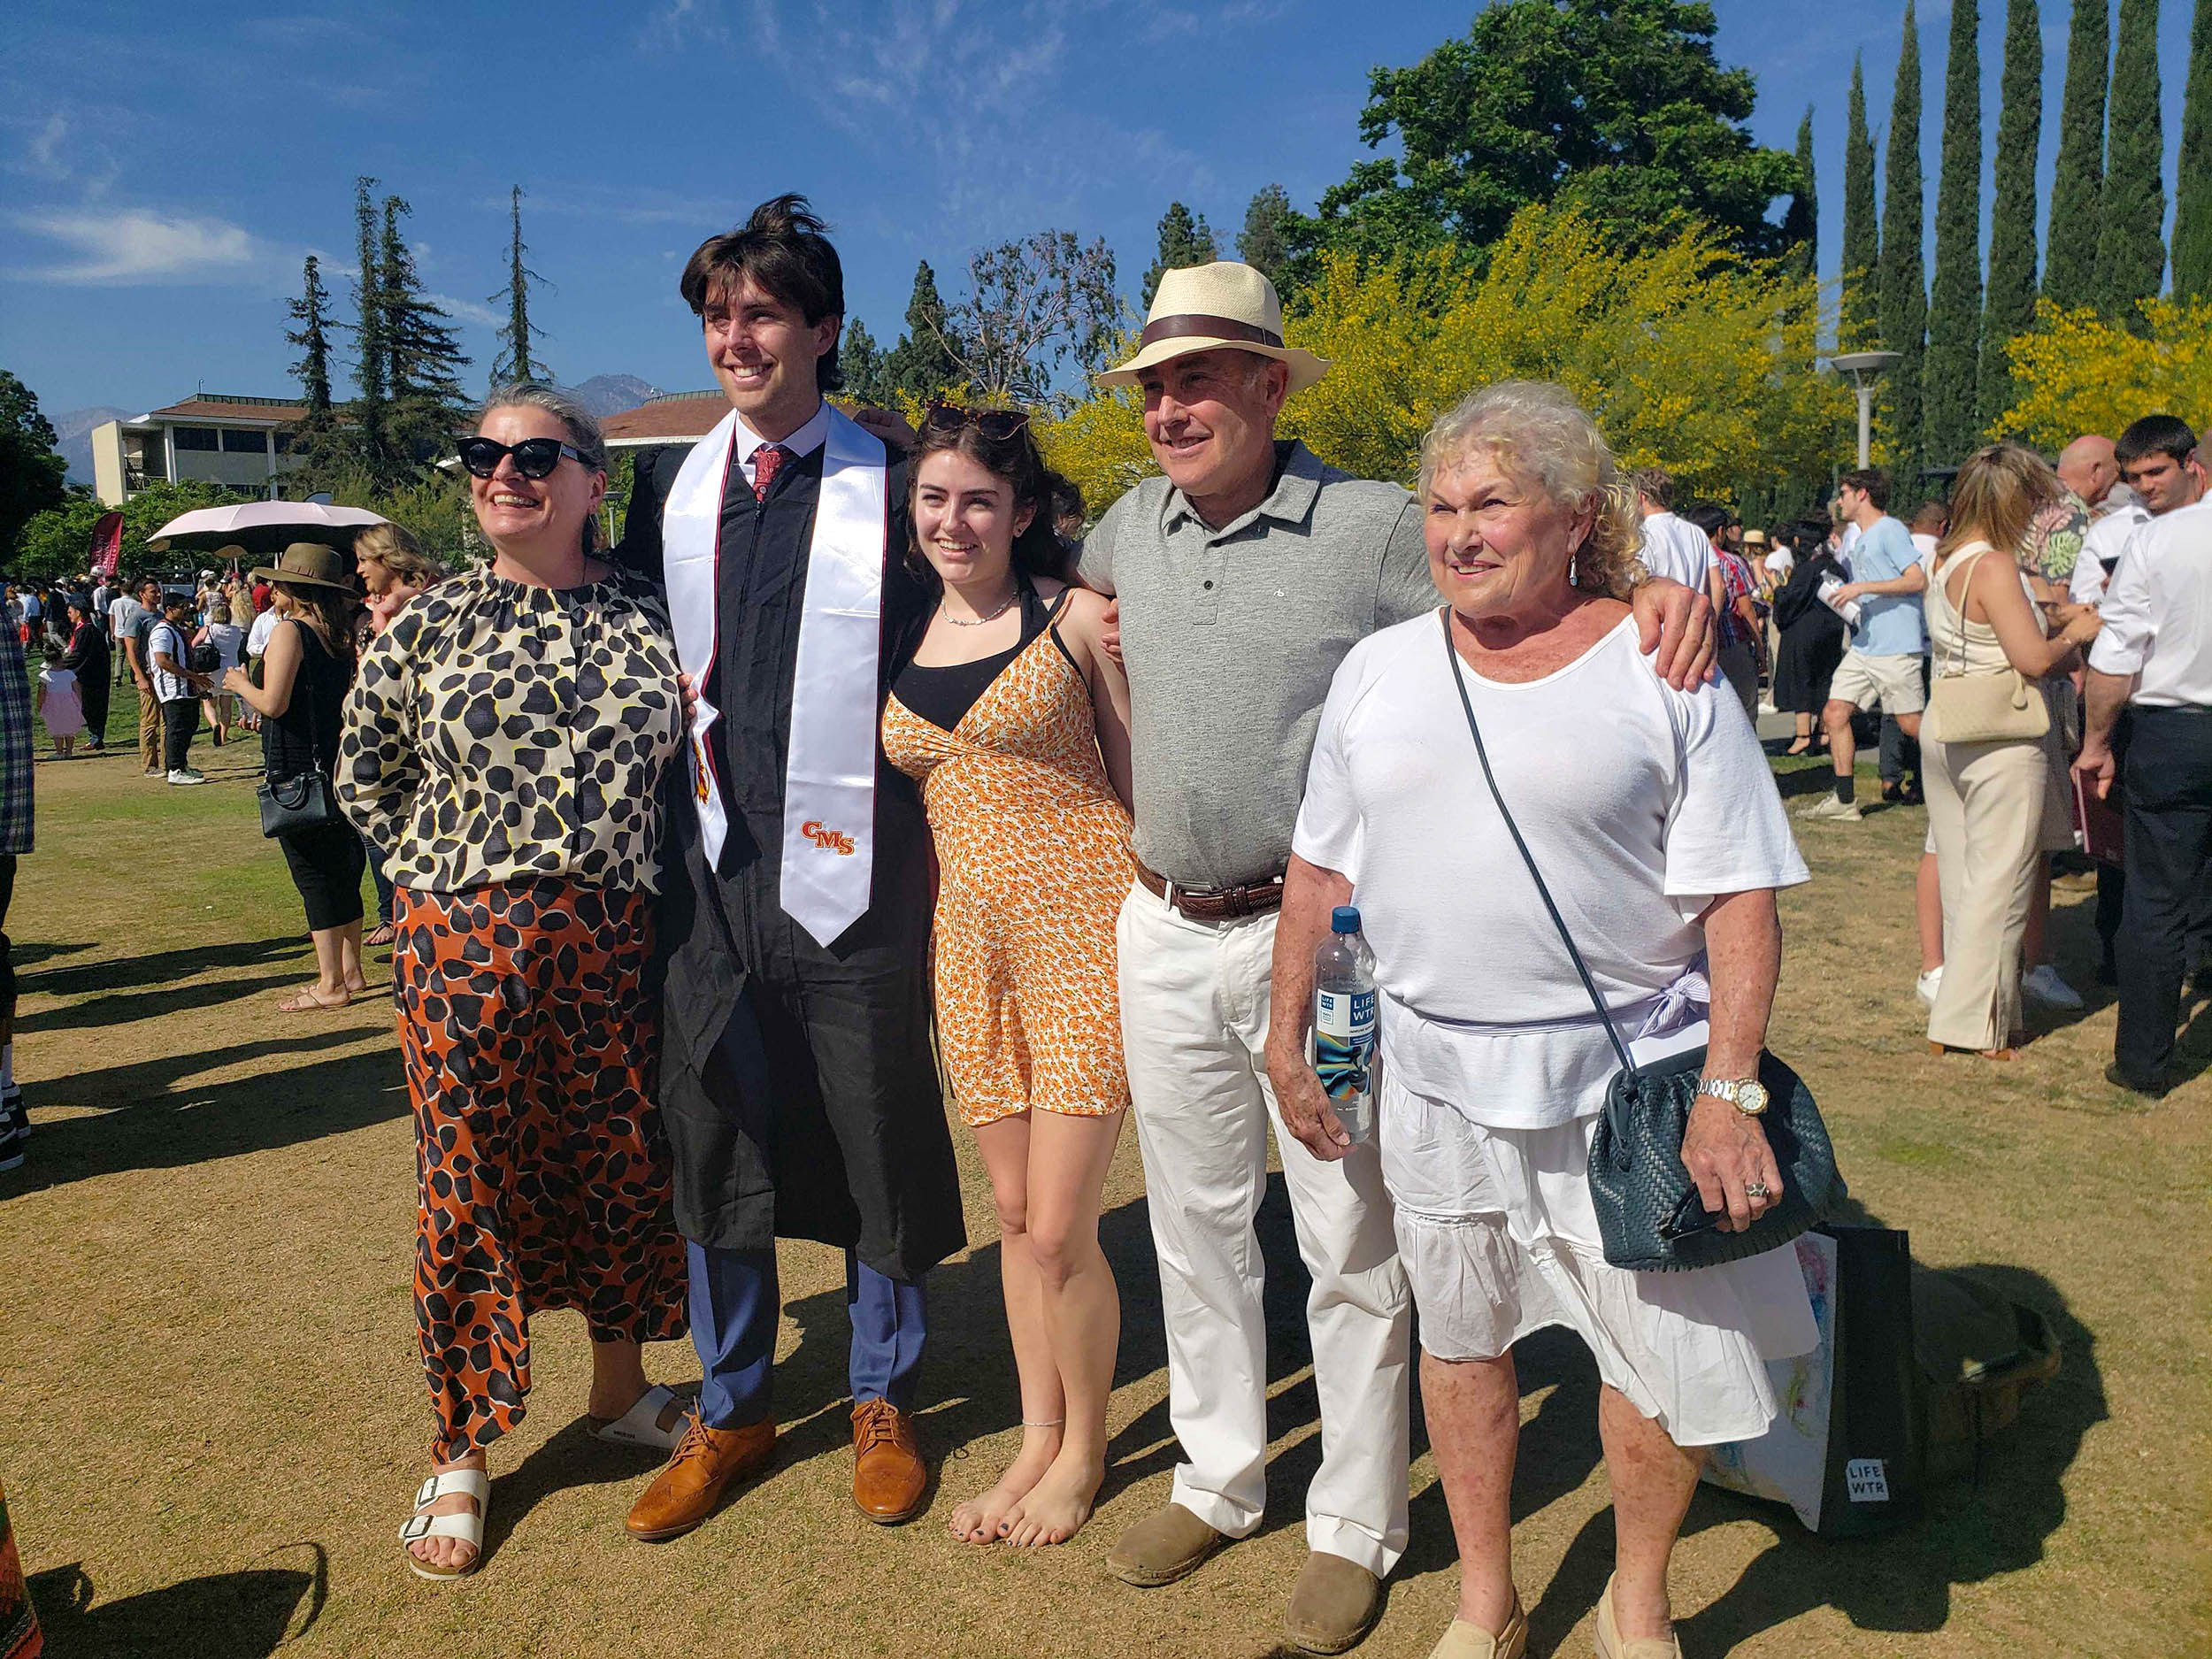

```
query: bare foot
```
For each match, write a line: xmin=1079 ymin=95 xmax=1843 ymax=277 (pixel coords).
xmin=947 ymin=1424 xmax=1060 ymax=1545
xmin=405 ymin=1453 xmax=486 ymax=1575
xmin=344 ymin=973 xmax=371 ymax=995
xmin=1001 ymin=1446 xmax=1105 ymax=1548
xmin=276 ymin=986 xmax=349 ymax=1012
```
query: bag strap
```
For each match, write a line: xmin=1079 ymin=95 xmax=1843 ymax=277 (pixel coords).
xmin=1932 ymin=541 xmax=1994 ymax=680
xmin=1439 ymin=607 xmax=1638 ymax=1077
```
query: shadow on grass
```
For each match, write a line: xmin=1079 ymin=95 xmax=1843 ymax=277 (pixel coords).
xmin=1 ymin=1033 xmax=405 ymax=1192
xmin=20 ymin=934 xmax=304 ymax=999
xmin=18 ymin=972 xmax=325 ymax=1035
xmin=27 ymin=1543 xmax=326 ymax=1658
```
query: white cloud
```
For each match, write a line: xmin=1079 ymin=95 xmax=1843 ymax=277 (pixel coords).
xmin=26 ymin=114 xmax=68 ymax=179
xmin=9 ymin=208 xmax=261 ymax=284
xmin=429 ymin=292 xmax=505 ymax=327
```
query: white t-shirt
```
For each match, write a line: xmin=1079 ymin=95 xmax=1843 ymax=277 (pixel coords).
xmin=1638 ymin=511 xmax=1712 ymax=593
xmin=1762 ymin=546 xmax=1796 ymax=579
xmin=147 ymin=618 xmax=195 ymax=703
xmin=247 ymin=607 xmax=281 ymax=656
xmin=1293 ymin=611 xmax=1809 ymax=1129
xmin=203 ymin=622 xmax=246 ymax=673
xmin=110 ymin=595 xmax=143 ymax=641
xmin=2070 ymin=503 xmax=2153 ymax=605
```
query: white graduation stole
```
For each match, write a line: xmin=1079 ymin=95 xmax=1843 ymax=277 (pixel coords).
xmin=660 ymin=403 xmax=889 ymax=946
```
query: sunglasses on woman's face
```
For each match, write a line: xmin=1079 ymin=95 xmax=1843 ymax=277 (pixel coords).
xmin=922 ymin=403 xmax=1031 ymax=442
xmin=457 ymin=435 xmax=586 ymax=480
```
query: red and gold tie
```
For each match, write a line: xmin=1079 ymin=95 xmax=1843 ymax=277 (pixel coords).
xmin=751 ymin=442 xmax=787 ymax=503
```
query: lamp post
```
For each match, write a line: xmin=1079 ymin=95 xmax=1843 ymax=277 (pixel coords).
xmin=1825 ymin=349 xmax=1903 ymax=469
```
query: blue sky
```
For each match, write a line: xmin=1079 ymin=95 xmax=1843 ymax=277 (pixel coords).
xmin=0 ymin=0 xmax=2198 ymax=419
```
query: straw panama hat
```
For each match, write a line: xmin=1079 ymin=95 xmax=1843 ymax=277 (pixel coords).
xmin=246 ymin=541 xmax=359 ymax=593
xmin=1097 ymin=261 xmax=1331 ymax=395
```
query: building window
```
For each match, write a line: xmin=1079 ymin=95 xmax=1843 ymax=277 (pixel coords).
xmin=220 ymin=428 xmax=268 ymax=453
xmin=273 ymin=432 xmax=296 ymax=455
xmin=172 ymin=426 xmax=220 ymax=451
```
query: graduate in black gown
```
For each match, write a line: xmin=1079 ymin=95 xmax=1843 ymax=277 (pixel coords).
xmin=617 ymin=197 xmax=963 ymax=1540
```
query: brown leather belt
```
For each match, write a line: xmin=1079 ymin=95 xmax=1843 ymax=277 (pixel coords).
xmin=1135 ymin=861 xmax=1286 ymax=922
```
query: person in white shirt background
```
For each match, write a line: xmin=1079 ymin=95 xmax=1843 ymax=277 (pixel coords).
xmin=1632 ymin=468 xmax=1713 ymax=594
xmin=2065 ymin=415 xmax=2212 ymax=1028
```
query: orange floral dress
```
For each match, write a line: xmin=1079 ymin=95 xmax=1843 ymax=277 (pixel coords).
xmin=882 ymin=590 xmax=1133 ymax=1127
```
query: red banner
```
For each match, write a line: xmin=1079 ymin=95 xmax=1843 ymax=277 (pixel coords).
xmin=90 ymin=511 xmax=124 ymax=580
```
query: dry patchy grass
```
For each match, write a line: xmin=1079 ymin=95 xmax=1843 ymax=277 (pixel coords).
xmin=2 ymin=731 xmax=2207 ymax=1656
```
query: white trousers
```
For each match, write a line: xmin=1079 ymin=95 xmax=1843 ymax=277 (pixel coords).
xmin=1117 ymin=882 xmax=1411 ymax=1575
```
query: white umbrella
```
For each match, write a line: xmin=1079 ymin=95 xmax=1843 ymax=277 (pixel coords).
xmin=146 ymin=500 xmax=391 ymax=555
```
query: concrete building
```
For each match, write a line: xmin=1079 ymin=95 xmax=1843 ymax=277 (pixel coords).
xmin=90 ymin=396 xmax=309 ymax=506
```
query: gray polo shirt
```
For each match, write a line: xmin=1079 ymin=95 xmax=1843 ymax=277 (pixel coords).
xmin=1080 ymin=440 xmax=1433 ymax=888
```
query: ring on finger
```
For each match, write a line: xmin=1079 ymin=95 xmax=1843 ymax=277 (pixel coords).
xmin=1744 ymin=1179 xmax=1771 ymax=1201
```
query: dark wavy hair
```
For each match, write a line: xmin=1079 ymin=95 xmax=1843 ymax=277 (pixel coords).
xmin=904 ymin=412 xmax=1072 ymax=599
xmin=679 ymin=194 xmax=845 ymax=392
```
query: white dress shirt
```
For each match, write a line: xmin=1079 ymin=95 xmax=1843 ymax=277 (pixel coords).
xmin=2087 ymin=496 xmax=2212 ymax=707
xmin=2069 ymin=503 xmax=2153 ymax=605
xmin=734 ymin=402 xmax=830 ymax=492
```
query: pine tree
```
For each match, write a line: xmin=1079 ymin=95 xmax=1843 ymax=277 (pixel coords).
xmin=1141 ymin=203 xmax=1217 ymax=309
xmin=841 ymin=319 xmax=891 ymax=406
xmin=377 ymin=195 xmax=472 ymax=470
xmin=1842 ymin=58 xmax=1881 ymax=347
xmin=1981 ymin=0 xmax=2044 ymax=429
xmin=286 ymin=256 xmax=335 ymax=417
xmin=2094 ymin=0 xmax=2167 ymax=322
xmin=2176 ymin=0 xmax=2212 ymax=302
xmin=886 ymin=261 xmax=963 ymax=398
xmin=349 ymin=175 xmax=388 ymax=463
xmin=1924 ymin=0 xmax=1983 ymax=465
xmin=2045 ymin=0 xmax=2109 ymax=309
xmin=488 ymin=186 xmax=550 ymax=388
xmin=1238 ymin=184 xmax=1294 ymax=290
xmin=1782 ymin=107 xmax=1817 ymax=280
xmin=1879 ymin=3 xmax=1928 ymax=483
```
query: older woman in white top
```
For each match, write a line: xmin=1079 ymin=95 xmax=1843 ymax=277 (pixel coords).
xmin=1268 ymin=383 xmax=1815 ymax=1659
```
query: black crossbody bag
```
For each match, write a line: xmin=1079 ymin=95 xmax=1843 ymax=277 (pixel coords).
xmin=1439 ymin=608 xmax=1845 ymax=1271
xmin=257 ymin=622 xmax=345 ymax=840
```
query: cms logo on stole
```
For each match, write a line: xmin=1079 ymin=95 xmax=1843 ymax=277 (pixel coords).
xmin=801 ymin=820 xmax=856 ymax=856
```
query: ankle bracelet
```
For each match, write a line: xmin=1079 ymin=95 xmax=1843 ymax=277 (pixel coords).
xmin=1021 ymin=1418 xmax=1064 ymax=1429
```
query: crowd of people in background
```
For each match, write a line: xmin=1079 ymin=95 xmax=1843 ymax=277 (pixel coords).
xmin=2 ymin=204 xmax=2208 ymax=1659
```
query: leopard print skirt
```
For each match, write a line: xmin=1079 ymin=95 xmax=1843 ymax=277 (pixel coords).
xmin=394 ymin=879 xmax=688 ymax=1462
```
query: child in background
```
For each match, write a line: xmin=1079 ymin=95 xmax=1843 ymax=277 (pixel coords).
xmin=35 ymin=639 xmax=84 ymax=760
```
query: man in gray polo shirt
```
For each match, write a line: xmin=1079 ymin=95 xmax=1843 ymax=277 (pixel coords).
xmin=1081 ymin=261 xmax=1710 ymax=1655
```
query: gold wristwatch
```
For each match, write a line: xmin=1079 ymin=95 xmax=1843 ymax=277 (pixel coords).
xmin=1696 ymin=1078 xmax=1770 ymax=1116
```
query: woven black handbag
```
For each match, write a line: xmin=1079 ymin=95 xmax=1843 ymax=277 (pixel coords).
xmin=1440 ymin=609 xmax=1845 ymax=1271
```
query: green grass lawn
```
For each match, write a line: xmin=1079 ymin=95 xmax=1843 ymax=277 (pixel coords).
xmin=1 ymin=695 xmax=2206 ymax=1658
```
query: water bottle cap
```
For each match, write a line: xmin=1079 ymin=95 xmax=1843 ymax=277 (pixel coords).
xmin=1331 ymin=906 xmax=1361 ymax=933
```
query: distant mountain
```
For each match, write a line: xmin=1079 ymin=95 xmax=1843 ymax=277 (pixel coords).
xmin=566 ymin=375 xmax=662 ymax=419
xmin=52 ymin=405 xmax=132 ymax=484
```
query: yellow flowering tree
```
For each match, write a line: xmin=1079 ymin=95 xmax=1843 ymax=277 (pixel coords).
xmin=1992 ymin=298 xmax=2212 ymax=449
xmin=1039 ymin=205 xmax=1848 ymax=520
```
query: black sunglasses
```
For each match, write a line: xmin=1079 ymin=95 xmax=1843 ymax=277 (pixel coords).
xmin=457 ymin=435 xmax=588 ymax=480
xmin=922 ymin=403 xmax=1031 ymax=442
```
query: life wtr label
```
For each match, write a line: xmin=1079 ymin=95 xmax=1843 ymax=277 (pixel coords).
xmin=1315 ymin=988 xmax=1377 ymax=1100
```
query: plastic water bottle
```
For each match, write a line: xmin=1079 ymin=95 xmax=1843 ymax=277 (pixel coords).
xmin=1313 ymin=905 xmax=1379 ymax=1144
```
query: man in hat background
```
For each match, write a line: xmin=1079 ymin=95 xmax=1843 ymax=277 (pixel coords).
xmin=1080 ymin=261 xmax=1712 ymax=1654
xmin=613 ymin=196 xmax=963 ymax=1543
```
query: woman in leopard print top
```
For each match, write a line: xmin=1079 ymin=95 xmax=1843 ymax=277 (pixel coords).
xmin=338 ymin=383 xmax=691 ymax=1582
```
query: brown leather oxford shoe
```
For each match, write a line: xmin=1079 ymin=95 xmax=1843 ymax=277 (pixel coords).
xmin=625 ymin=1411 xmax=776 ymax=1542
xmin=850 ymin=1398 xmax=926 ymax=1524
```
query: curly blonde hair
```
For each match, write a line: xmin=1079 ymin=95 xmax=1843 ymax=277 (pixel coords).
xmin=1417 ymin=380 xmax=1645 ymax=599
xmin=353 ymin=522 xmax=443 ymax=589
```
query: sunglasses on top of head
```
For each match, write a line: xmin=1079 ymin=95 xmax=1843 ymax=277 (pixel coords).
xmin=922 ymin=403 xmax=1031 ymax=442
xmin=457 ymin=436 xmax=588 ymax=480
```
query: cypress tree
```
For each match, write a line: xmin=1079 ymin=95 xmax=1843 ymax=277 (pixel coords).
xmin=2045 ymin=0 xmax=2108 ymax=309
xmin=2094 ymin=0 xmax=2167 ymax=322
xmin=1981 ymin=0 xmax=2045 ymax=429
xmin=1924 ymin=0 xmax=1983 ymax=465
xmin=1142 ymin=204 xmax=1218 ymax=309
xmin=1842 ymin=58 xmax=1881 ymax=346
xmin=488 ymin=186 xmax=550 ymax=388
xmin=2169 ymin=0 xmax=2212 ymax=302
xmin=1782 ymin=107 xmax=1817 ymax=281
xmin=1239 ymin=184 xmax=1294 ymax=291
xmin=286 ymin=256 xmax=334 ymax=418
xmin=349 ymin=175 xmax=387 ymax=465
xmin=1878 ymin=4 xmax=1928 ymax=483
xmin=886 ymin=261 xmax=963 ymax=398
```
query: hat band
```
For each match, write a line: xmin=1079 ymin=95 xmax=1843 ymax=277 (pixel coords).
xmin=1137 ymin=312 xmax=1285 ymax=351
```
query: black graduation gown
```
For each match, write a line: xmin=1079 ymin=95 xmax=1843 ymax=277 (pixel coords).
xmin=618 ymin=437 xmax=964 ymax=1282
xmin=1770 ymin=552 xmax=1849 ymax=715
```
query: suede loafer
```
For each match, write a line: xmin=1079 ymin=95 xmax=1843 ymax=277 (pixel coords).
xmin=1105 ymin=1502 xmax=1225 ymax=1587
xmin=1285 ymin=1549 xmax=1384 ymax=1655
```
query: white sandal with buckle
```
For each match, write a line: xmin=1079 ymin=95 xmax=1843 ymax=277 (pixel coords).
xmin=588 ymin=1382 xmax=690 ymax=1450
xmin=399 ymin=1467 xmax=489 ymax=1580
